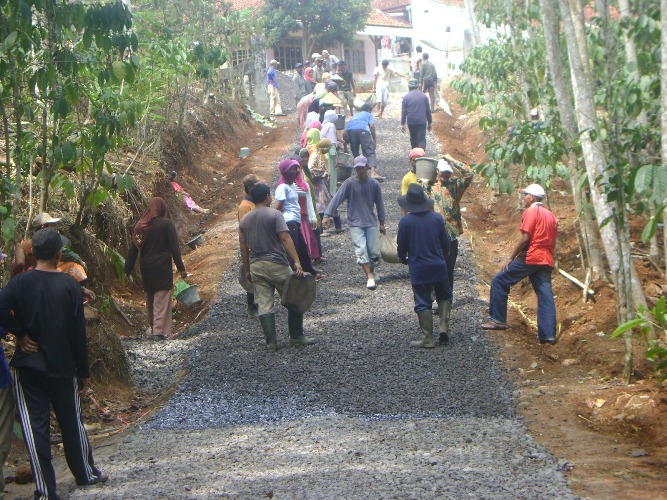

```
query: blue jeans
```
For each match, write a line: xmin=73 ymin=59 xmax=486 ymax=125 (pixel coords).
xmin=412 ymin=279 xmax=451 ymax=313
xmin=349 ymin=226 xmax=381 ymax=265
xmin=489 ymin=259 xmax=556 ymax=341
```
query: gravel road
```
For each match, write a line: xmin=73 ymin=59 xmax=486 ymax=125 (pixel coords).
xmin=64 ymin=101 xmax=575 ymax=499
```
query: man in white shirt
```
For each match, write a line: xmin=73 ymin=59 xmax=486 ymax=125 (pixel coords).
xmin=372 ymin=59 xmax=407 ymax=119
xmin=411 ymin=45 xmax=423 ymax=79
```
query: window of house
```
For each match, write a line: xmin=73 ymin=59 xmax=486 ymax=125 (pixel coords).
xmin=273 ymin=38 xmax=303 ymax=71
xmin=344 ymin=41 xmax=365 ymax=74
xmin=231 ymin=49 xmax=252 ymax=67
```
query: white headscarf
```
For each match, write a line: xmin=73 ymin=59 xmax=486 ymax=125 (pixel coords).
xmin=323 ymin=110 xmax=337 ymax=124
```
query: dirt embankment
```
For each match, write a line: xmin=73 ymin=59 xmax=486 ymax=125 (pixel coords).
xmin=433 ymin=87 xmax=667 ymax=499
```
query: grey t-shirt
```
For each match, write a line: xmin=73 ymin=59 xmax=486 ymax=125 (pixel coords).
xmin=324 ymin=176 xmax=386 ymax=227
xmin=239 ymin=206 xmax=290 ymax=266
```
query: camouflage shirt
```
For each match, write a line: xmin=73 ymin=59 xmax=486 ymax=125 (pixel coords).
xmin=425 ymin=162 xmax=473 ymax=240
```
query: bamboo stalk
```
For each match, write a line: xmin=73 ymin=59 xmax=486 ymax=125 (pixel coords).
xmin=557 ymin=268 xmax=594 ymax=297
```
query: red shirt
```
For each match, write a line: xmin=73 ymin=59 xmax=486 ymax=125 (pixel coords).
xmin=520 ymin=203 xmax=557 ymax=267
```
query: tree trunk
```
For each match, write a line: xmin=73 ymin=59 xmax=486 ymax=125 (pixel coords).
xmin=661 ymin=0 xmax=667 ymax=275
xmin=464 ymin=0 xmax=482 ymax=48
xmin=251 ymin=34 xmax=269 ymax=116
xmin=539 ymin=0 xmax=604 ymax=280
xmin=560 ymin=0 xmax=646 ymax=382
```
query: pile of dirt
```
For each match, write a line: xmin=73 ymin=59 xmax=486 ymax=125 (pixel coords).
xmin=433 ymin=87 xmax=667 ymax=498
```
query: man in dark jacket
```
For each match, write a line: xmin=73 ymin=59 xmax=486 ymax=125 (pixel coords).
xmin=419 ymin=53 xmax=438 ymax=112
xmin=0 ymin=228 xmax=108 ymax=498
xmin=397 ymin=185 xmax=451 ymax=347
xmin=401 ymin=78 xmax=432 ymax=151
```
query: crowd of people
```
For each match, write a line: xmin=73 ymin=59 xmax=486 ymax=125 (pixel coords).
xmin=0 ymin=46 xmax=558 ymax=497
xmin=237 ymin=143 xmax=558 ymax=352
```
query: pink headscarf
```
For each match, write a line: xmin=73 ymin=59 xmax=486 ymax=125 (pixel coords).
xmin=304 ymin=67 xmax=316 ymax=83
xmin=276 ymin=158 xmax=309 ymax=191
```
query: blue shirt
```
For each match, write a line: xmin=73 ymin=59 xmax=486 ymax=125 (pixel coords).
xmin=345 ymin=111 xmax=374 ymax=132
xmin=275 ymin=183 xmax=301 ymax=223
xmin=397 ymin=211 xmax=450 ymax=285
xmin=267 ymin=67 xmax=278 ymax=88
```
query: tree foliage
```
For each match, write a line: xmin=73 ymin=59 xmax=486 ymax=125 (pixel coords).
xmin=260 ymin=0 xmax=372 ymax=56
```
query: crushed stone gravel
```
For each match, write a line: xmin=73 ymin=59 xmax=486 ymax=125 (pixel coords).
xmin=65 ymin=101 xmax=576 ymax=499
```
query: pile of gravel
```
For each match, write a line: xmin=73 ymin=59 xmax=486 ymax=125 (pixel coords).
xmin=66 ymin=102 xmax=575 ymax=499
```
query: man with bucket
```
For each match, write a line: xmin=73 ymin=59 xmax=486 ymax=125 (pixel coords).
xmin=397 ymin=184 xmax=452 ymax=347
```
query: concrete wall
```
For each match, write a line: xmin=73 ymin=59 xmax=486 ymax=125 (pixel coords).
xmin=410 ymin=0 xmax=468 ymax=78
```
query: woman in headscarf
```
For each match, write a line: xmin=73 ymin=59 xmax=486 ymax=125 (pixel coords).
xmin=300 ymin=118 xmax=321 ymax=148
xmin=303 ymin=67 xmax=316 ymax=94
xmin=297 ymin=92 xmax=317 ymax=128
xmin=320 ymin=109 xmax=339 ymax=144
xmin=308 ymin=138 xmax=339 ymax=227
xmin=274 ymin=159 xmax=323 ymax=279
xmin=125 ymin=197 xmax=187 ymax=340
xmin=287 ymin=153 xmax=323 ymax=265
xmin=305 ymin=127 xmax=321 ymax=155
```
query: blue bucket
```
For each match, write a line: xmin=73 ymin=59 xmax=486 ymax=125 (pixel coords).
xmin=176 ymin=285 xmax=200 ymax=308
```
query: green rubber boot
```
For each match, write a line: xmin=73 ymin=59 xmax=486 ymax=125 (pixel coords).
xmin=411 ymin=310 xmax=436 ymax=348
xmin=258 ymin=313 xmax=277 ymax=352
xmin=438 ymin=300 xmax=452 ymax=344
xmin=246 ymin=292 xmax=259 ymax=318
xmin=288 ymin=310 xmax=315 ymax=347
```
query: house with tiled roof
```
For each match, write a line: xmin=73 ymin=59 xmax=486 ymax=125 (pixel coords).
xmin=226 ymin=0 xmax=415 ymax=82
xmin=370 ymin=0 xmax=470 ymax=77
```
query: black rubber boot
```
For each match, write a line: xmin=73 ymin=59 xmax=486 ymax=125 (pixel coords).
xmin=288 ymin=309 xmax=315 ymax=347
xmin=246 ymin=292 xmax=259 ymax=318
xmin=258 ymin=313 xmax=277 ymax=352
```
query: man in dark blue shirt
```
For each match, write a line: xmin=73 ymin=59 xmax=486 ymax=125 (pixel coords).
xmin=401 ymin=78 xmax=432 ymax=151
xmin=397 ymin=184 xmax=452 ymax=347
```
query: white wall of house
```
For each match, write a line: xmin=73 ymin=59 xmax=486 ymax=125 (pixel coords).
xmin=409 ymin=0 xmax=468 ymax=78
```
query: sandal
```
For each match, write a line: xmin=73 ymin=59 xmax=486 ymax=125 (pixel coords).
xmin=480 ymin=320 xmax=508 ymax=330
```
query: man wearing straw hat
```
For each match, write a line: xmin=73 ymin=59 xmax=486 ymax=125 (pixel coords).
xmin=397 ymin=184 xmax=451 ymax=347
xmin=481 ymin=183 xmax=558 ymax=345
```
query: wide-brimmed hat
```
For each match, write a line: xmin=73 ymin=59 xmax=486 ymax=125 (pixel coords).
xmin=398 ymin=184 xmax=434 ymax=213
xmin=519 ymin=183 xmax=546 ymax=197
xmin=270 ymin=59 xmax=279 ymax=65
xmin=311 ymin=52 xmax=321 ymax=60
xmin=32 ymin=212 xmax=61 ymax=228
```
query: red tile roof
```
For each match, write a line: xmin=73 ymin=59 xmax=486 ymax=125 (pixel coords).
xmin=225 ymin=0 xmax=263 ymax=11
xmin=367 ymin=9 xmax=412 ymax=27
xmin=372 ymin=0 xmax=411 ymax=9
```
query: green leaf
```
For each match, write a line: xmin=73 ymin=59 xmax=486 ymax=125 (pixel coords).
xmin=610 ymin=318 xmax=645 ymax=338
xmin=111 ymin=61 xmax=127 ymax=82
xmin=1 ymin=31 xmax=18 ymax=51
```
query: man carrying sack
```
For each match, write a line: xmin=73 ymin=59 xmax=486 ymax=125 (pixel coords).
xmin=239 ymin=183 xmax=315 ymax=352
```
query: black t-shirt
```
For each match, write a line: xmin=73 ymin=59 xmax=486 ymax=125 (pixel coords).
xmin=0 ymin=270 xmax=89 ymax=378
xmin=338 ymin=71 xmax=354 ymax=91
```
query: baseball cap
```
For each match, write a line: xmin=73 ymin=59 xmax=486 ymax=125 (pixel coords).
xmin=408 ymin=78 xmax=419 ymax=88
xmin=270 ymin=59 xmax=279 ymax=65
xmin=409 ymin=148 xmax=426 ymax=160
xmin=295 ymin=62 xmax=304 ymax=69
xmin=32 ymin=212 xmax=61 ymax=228
xmin=519 ymin=183 xmax=546 ymax=197
xmin=437 ymin=159 xmax=454 ymax=173
xmin=353 ymin=156 xmax=368 ymax=168
xmin=32 ymin=228 xmax=69 ymax=259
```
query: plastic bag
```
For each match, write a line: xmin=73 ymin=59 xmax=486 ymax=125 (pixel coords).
xmin=365 ymin=93 xmax=377 ymax=109
xmin=380 ymin=233 xmax=401 ymax=264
